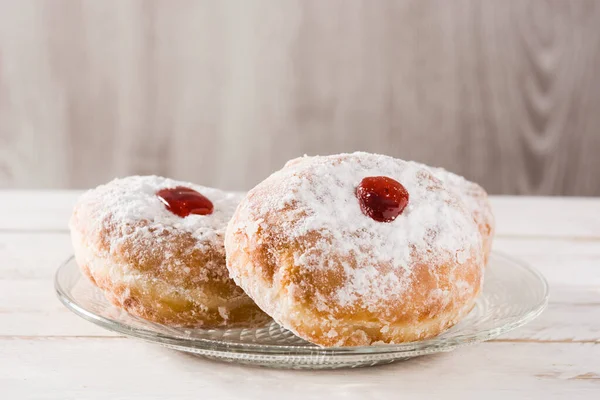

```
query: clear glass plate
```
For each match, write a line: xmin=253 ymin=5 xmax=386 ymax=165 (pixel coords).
xmin=55 ymin=252 xmax=548 ymax=369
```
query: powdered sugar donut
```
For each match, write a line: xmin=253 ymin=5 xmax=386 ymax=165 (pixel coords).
xmin=70 ymin=175 xmax=269 ymax=327
xmin=421 ymin=166 xmax=495 ymax=264
xmin=225 ymin=153 xmax=485 ymax=347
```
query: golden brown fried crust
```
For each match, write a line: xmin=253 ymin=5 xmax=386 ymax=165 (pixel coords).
xmin=71 ymin=201 xmax=270 ymax=328
xmin=466 ymin=185 xmax=495 ymax=264
xmin=227 ymin=219 xmax=482 ymax=346
xmin=225 ymin=162 xmax=484 ymax=346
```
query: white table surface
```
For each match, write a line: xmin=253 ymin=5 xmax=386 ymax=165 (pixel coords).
xmin=1 ymin=192 xmax=599 ymax=399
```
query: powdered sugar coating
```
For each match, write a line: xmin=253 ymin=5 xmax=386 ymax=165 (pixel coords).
xmin=273 ymin=153 xmax=479 ymax=303
xmin=76 ymin=175 xmax=242 ymax=255
xmin=226 ymin=152 xmax=485 ymax=346
xmin=423 ymin=165 xmax=495 ymax=262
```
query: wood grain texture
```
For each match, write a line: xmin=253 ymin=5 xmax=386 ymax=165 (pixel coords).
xmin=1 ymin=193 xmax=600 ymax=398
xmin=1 ymin=194 xmax=599 ymax=340
xmin=2 ymin=340 xmax=599 ymax=399
xmin=3 ymin=277 xmax=598 ymax=341
xmin=3 ymin=192 xmax=600 ymax=238
xmin=0 ymin=1 xmax=599 ymax=194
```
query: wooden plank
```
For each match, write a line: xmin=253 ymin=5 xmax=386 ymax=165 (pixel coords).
xmin=491 ymin=197 xmax=600 ymax=239
xmin=1 ymin=192 xmax=600 ymax=238
xmin=2 ymin=231 xmax=599 ymax=283
xmin=0 ymin=203 xmax=597 ymax=342
xmin=493 ymin=237 xmax=600 ymax=286
xmin=0 ymin=339 xmax=598 ymax=399
xmin=498 ymin=285 xmax=600 ymax=343
xmin=0 ymin=277 xmax=596 ymax=342
xmin=0 ymin=232 xmax=73 ymax=280
xmin=0 ymin=232 xmax=599 ymax=340
xmin=0 ymin=191 xmax=79 ymax=231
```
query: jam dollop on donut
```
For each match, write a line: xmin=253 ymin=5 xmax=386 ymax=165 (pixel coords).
xmin=156 ymin=186 xmax=214 ymax=217
xmin=356 ymin=176 xmax=409 ymax=222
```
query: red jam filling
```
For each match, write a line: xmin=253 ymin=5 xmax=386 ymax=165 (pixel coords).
xmin=156 ymin=186 xmax=214 ymax=218
xmin=355 ymin=176 xmax=409 ymax=222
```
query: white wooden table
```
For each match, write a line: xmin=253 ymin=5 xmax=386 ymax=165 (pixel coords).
xmin=1 ymin=192 xmax=599 ymax=399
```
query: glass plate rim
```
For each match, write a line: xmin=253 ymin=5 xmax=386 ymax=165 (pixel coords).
xmin=55 ymin=251 xmax=549 ymax=356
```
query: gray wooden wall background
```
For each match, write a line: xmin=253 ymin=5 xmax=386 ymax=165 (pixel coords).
xmin=1 ymin=1 xmax=599 ymax=195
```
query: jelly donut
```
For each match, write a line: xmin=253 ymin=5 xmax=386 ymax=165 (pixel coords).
xmin=225 ymin=153 xmax=485 ymax=347
xmin=422 ymin=166 xmax=495 ymax=264
xmin=69 ymin=175 xmax=269 ymax=328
